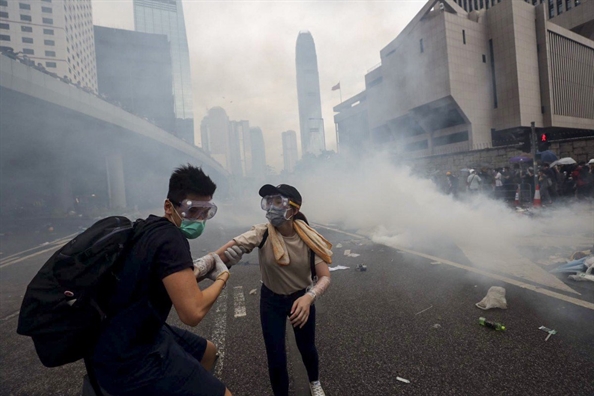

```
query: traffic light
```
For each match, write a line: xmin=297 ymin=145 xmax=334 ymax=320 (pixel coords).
xmin=519 ymin=131 xmax=531 ymax=153
xmin=538 ymin=132 xmax=551 ymax=152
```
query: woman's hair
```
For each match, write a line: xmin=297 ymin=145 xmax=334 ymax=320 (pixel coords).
xmin=293 ymin=211 xmax=309 ymax=225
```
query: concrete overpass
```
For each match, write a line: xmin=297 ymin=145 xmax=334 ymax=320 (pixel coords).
xmin=0 ymin=55 xmax=229 ymax=216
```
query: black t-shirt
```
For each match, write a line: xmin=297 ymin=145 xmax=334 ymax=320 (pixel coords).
xmin=93 ymin=215 xmax=193 ymax=361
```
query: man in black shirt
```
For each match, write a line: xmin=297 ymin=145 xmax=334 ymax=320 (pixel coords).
xmin=91 ymin=165 xmax=233 ymax=396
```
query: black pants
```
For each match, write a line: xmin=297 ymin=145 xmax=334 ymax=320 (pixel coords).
xmin=260 ymin=284 xmax=319 ymax=396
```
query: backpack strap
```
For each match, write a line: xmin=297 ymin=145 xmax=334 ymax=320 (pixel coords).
xmin=258 ymin=229 xmax=269 ymax=250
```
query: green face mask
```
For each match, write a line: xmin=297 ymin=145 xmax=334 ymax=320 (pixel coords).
xmin=179 ymin=219 xmax=205 ymax=239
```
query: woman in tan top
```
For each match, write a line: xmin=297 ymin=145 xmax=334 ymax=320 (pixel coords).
xmin=215 ymin=184 xmax=332 ymax=396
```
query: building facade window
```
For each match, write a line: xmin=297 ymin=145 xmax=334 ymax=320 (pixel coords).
xmin=20 ymin=14 xmax=31 ymax=22
xmin=575 ymin=0 xmax=580 ymax=6
xmin=566 ymin=0 xmax=572 ymax=9
xmin=42 ymin=17 xmax=53 ymax=24
xmin=0 ymin=11 xmax=8 ymax=18
xmin=23 ymin=48 xmax=34 ymax=54
xmin=45 ymin=50 xmax=55 ymax=57
xmin=44 ymin=39 xmax=55 ymax=46
xmin=22 ymin=37 xmax=33 ymax=43
xmin=41 ymin=7 xmax=52 ymax=14
xmin=482 ymin=54 xmax=486 ymax=63
xmin=0 ymin=1 xmax=8 ymax=7
xmin=420 ymin=38 xmax=424 ymax=53
xmin=21 ymin=25 xmax=32 ymax=32
xmin=549 ymin=0 xmax=555 ymax=17
xmin=0 ymin=34 xmax=10 ymax=41
xmin=43 ymin=28 xmax=54 ymax=35
xmin=46 ymin=61 xmax=56 ymax=68
xmin=489 ymin=39 xmax=498 ymax=109
xmin=0 ymin=22 xmax=8 ymax=29
xmin=557 ymin=0 xmax=563 ymax=13
xmin=19 ymin=3 xmax=31 ymax=10
xmin=463 ymin=30 xmax=466 ymax=44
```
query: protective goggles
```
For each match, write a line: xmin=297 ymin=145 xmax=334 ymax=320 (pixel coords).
xmin=261 ymin=195 xmax=300 ymax=211
xmin=175 ymin=199 xmax=217 ymax=221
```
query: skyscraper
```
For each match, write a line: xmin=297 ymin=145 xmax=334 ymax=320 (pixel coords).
xmin=229 ymin=120 xmax=252 ymax=176
xmin=133 ymin=0 xmax=194 ymax=144
xmin=296 ymin=31 xmax=326 ymax=156
xmin=94 ymin=26 xmax=175 ymax=134
xmin=282 ymin=130 xmax=299 ymax=173
xmin=0 ymin=0 xmax=97 ymax=91
xmin=250 ymin=127 xmax=267 ymax=180
xmin=201 ymin=107 xmax=230 ymax=171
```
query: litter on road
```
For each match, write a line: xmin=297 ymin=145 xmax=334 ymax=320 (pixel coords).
xmin=343 ymin=249 xmax=360 ymax=258
xmin=478 ymin=317 xmax=506 ymax=331
xmin=476 ymin=286 xmax=507 ymax=310
xmin=415 ymin=305 xmax=433 ymax=315
xmin=431 ymin=324 xmax=442 ymax=329
xmin=539 ymin=326 xmax=557 ymax=341
xmin=329 ymin=265 xmax=350 ymax=272
xmin=336 ymin=243 xmax=343 ymax=248
xmin=355 ymin=264 xmax=367 ymax=272
xmin=249 ymin=289 xmax=257 ymax=295
xmin=396 ymin=377 xmax=410 ymax=384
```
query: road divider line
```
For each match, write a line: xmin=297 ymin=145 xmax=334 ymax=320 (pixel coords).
xmin=1 ymin=310 xmax=20 ymax=322
xmin=0 ymin=233 xmax=77 ymax=262
xmin=212 ymin=289 xmax=227 ymax=379
xmin=316 ymin=224 xmax=594 ymax=311
xmin=233 ymin=286 xmax=246 ymax=318
xmin=0 ymin=246 xmax=64 ymax=269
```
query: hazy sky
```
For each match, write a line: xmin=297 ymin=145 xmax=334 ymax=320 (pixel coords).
xmin=92 ymin=0 xmax=425 ymax=171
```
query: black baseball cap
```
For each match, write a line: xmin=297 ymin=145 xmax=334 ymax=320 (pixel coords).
xmin=259 ymin=184 xmax=302 ymax=207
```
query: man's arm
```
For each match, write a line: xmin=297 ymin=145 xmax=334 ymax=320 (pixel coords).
xmin=163 ymin=268 xmax=229 ymax=326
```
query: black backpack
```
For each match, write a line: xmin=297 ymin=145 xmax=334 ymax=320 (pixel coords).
xmin=16 ymin=216 xmax=150 ymax=368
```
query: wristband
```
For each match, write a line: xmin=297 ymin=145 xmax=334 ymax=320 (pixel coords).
xmin=215 ymin=277 xmax=227 ymax=289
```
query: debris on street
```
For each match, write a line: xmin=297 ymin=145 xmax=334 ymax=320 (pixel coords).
xmin=476 ymin=286 xmax=507 ymax=310
xmin=431 ymin=324 xmax=441 ymax=329
xmin=478 ymin=317 xmax=506 ymax=331
xmin=539 ymin=326 xmax=557 ymax=341
xmin=355 ymin=264 xmax=367 ymax=272
xmin=343 ymin=249 xmax=361 ymax=258
xmin=336 ymin=243 xmax=343 ymax=248
xmin=329 ymin=265 xmax=350 ymax=272
xmin=249 ymin=289 xmax=257 ymax=295
xmin=415 ymin=305 xmax=433 ymax=315
xmin=568 ymin=273 xmax=594 ymax=282
xmin=396 ymin=377 xmax=410 ymax=384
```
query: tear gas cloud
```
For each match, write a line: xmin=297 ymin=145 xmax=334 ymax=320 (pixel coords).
xmin=218 ymin=152 xmax=593 ymax=268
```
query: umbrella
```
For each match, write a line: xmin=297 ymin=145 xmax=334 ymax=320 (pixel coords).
xmin=550 ymin=157 xmax=576 ymax=167
xmin=509 ymin=156 xmax=533 ymax=163
xmin=550 ymin=258 xmax=586 ymax=274
xmin=538 ymin=150 xmax=557 ymax=164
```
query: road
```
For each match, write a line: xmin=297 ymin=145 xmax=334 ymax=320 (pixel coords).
xmin=1 ymin=217 xmax=593 ymax=396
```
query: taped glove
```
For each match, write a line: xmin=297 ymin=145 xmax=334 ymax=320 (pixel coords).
xmin=224 ymin=245 xmax=247 ymax=268
xmin=206 ymin=253 xmax=230 ymax=282
xmin=193 ymin=254 xmax=216 ymax=279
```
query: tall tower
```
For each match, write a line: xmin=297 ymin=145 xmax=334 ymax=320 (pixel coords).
xmin=133 ymin=0 xmax=194 ymax=144
xmin=282 ymin=130 xmax=298 ymax=173
xmin=201 ymin=107 xmax=230 ymax=171
xmin=296 ymin=31 xmax=325 ymax=156
xmin=250 ymin=127 xmax=267 ymax=181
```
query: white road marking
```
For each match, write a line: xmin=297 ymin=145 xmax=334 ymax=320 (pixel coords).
xmin=0 ymin=233 xmax=76 ymax=263
xmin=212 ymin=289 xmax=227 ymax=379
xmin=315 ymin=224 xmax=594 ymax=311
xmin=0 ymin=246 xmax=64 ymax=269
xmin=233 ymin=286 xmax=246 ymax=318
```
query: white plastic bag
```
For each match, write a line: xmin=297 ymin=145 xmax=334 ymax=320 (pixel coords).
xmin=476 ymin=286 xmax=507 ymax=310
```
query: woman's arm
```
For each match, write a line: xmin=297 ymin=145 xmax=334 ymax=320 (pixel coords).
xmin=213 ymin=240 xmax=237 ymax=264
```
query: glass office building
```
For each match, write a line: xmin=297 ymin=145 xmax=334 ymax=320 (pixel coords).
xmin=133 ymin=0 xmax=194 ymax=144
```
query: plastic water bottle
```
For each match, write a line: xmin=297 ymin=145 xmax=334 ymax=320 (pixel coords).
xmin=479 ymin=317 xmax=506 ymax=331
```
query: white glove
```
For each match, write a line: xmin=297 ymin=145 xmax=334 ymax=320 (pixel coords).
xmin=193 ymin=254 xmax=215 ymax=279
xmin=224 ymin=245 xmax=247 ymax=268
xmin=206 ymin=253 xmax=230 ymax=282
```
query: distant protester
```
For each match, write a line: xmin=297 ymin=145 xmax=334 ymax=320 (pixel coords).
xmin=213 ymin=184 xmax=332 ymax=396
xmin=467 ymin=169 xmax=482 ymax=194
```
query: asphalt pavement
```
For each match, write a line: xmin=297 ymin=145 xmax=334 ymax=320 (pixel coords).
xmin=1 ymin=222 xmax=593 ymax=396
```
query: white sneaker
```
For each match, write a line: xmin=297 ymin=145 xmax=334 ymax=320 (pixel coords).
xmin=309 ymin=380 xmax=326 ymax=396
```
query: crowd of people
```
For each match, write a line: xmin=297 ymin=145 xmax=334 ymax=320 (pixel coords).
xmin=438 ymin=159 xmax=594 ymax=204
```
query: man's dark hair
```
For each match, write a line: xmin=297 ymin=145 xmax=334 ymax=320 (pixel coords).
xmin=167 ymin=164 xmax=217 ymax=205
